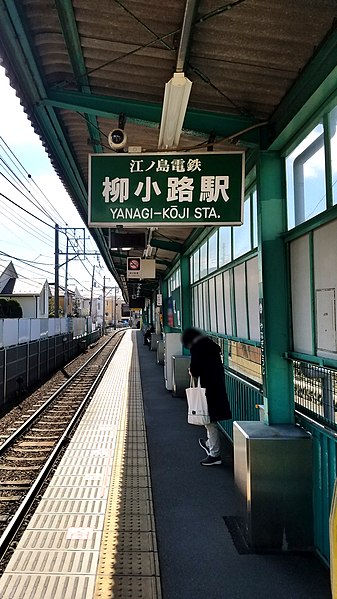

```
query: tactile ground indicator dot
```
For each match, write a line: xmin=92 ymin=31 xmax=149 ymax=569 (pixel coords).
xmin=0 ymin=332 xmax=162 ymax=599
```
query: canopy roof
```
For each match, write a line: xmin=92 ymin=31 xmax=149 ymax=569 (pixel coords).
xmin=0 ymin=0 xmax=336 ymax=299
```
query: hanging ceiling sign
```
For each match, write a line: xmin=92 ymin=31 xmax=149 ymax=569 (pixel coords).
xmin=127 ymin=257 xmax=141 ymax=279
xmin=88 ymin=151 xmax=244 ymax=227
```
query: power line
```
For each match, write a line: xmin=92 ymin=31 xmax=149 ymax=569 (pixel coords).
xmin=0 ymin=135 xmax=68 ymax=226
xmin=0 ymin=191 xmax=55 ymax=229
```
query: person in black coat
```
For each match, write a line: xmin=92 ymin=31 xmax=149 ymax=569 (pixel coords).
xmin=182 ymin=327 xmax=232 ymax=466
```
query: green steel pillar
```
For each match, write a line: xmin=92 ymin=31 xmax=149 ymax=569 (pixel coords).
xmin=257 ymin=152 xmax=294 ymax=425
xmin=180 ymin=255 xmax=192 ymax=333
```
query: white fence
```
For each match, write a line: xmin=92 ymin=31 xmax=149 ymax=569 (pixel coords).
xmin=0 ymin=317 xmax=94 ymax=348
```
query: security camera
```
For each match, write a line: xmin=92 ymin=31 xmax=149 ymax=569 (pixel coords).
xmin=108 ymin=128 xmax=127 ymax=151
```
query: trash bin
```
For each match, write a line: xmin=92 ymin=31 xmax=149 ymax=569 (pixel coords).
xmin=150 ymin=333 xmax=161 ymax=351
xmin=156 ymin=340 xmax=164 ymax=365
xmin=172 ymin=355 xmax=190 ymax=398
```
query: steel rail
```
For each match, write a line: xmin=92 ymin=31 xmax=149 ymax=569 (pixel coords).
xmin=0 ymin=330 xmax=125 ymax=561
xmin=0 ymin=331 xmax=122 ymax=457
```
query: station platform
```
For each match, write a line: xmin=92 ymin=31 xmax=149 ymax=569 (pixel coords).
xmin=0 ymin=330 xmax=332 ymax=599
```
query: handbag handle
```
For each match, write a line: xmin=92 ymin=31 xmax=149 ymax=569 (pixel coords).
xmin=190 ymin=376 xmax=201 ymax=388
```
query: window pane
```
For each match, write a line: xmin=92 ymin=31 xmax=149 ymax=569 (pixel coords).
xmin=286 ymin=123 xmax=326 ymax=229
xmin=209 ymin=277 xmax=217 ymax=332
xmin=198 ymin=284 xmax=204 ymax=330
xmin=234 ymin=263 xmax=248 ymax=338
xmin=190 ymin=256 xmax=194 ymax=284
xmin=208 ymin=232 xmax=218 ymax=273
xmin=330 ymin=106 xmax=337 ymax=205
xmin=200 ymin=242 xmax=207 ymax=278
xmin=246 ymin=257 xmax=260 ymax=342
xmin=223 ymin=270 xmax=232 ymax=335
xmin=252 ymin=190 xmax=258 ymax=248
xmin=193 ymin=286 xmax=199 ymax=327
xmin=234 ymin=197 xmax=251 ymax=259
xmin=215 ymin=274 xmax=225 ymax=334
xmin=219 ymin=227 xmax=231 ymax=266
xmin=202 ymin=281 xmax=210 ymax=331
xmin=193 ymin=250 xmax=200 ymax=282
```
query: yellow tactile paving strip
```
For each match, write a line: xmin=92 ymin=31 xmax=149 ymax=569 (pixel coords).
xmin=94 ymin=333 xmax=161 ymax=599
xmin=0 ymin=331 xmax=161 ymax=599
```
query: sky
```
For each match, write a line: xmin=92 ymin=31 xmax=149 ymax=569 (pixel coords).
xmin=0 ymin=66 xmax=119 ymax=301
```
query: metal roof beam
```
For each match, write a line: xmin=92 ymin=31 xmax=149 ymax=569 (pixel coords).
xmin=150 ymin=239 xmax=182 ymax=253
xmin=54 ymin=0 xmax=103 ymax=153
xmin=42 ymin=89 xmax=261 ymax=142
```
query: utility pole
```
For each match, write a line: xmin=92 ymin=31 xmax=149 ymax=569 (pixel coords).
xmin=54 ymin=224 xmax=59 ymax=317
xmin=89 ymin=264 xmax=95 ymax=318
xmin=102 ymin=276 xmax=106 ymax=335
xmin=64 ymin=236 xmax=69 ymax=316
xmin=114 ymin=286 xmax=117 ymax=330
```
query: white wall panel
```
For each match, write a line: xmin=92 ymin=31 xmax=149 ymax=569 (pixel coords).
xmin=234 ymin=264 xmax=248 ymax=338
xmin=246 ymin=257 xmax=259 ymax=341
xmin=215 ymin=274 xmax=225 ymax=334
xmin=223 ymin=270 xmax=232 ymax=335
xmin=290 ymin=234 xmax=312 ymax=353
xmin=209 ymin=277 xmax=217 ymax=332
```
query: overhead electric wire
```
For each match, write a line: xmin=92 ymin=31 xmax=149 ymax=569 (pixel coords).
xmin=0 ymin=135 xmax=67 ymax=226
xmin=0 ymin=191 xmax=55 ymax=229
xmin=0 ymin=213 xmax=54 ymax=250
xmin=0 ymin=169 xmax=57 ymax=224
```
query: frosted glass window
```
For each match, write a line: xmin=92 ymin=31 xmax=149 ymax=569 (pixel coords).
xmin=209 ymin=277 xmax=217 ymax=332
xmin=215 ymin=274 xmax=225 ymax=334
xmin=190 ymin=256 xmax=194 ymax=284
xmin=223 ymin=270 xmax=232 ymax=335
xmin=246 ymin=257 xmax=259 ymax=341
xmin=193 ymin=250 xmax=200 ymax=282
xmin=219 ymin=227 xmax=231 ymax=266
xmin=234 ymin=264 xmax=248 ymax=338
xmin=252 ymin=191 xmax=258 ymax=248
xmin=202 ymin=281 xmax=210 ymax=331
xmin=193 ymin=286 xmax=199 ymax=327
xmin=330 ymin=106 xmax=337 ymax=205
xmin=200 ymin=242 xmax=207 ymax=279
xmin=286 ymin=123 xmax=326 ymax=229
xmin=290 ymin=236 xmax=312 ymax=354
xmin=208 ymin=232 xmax=218 ymax=273
xmin=234 ymin=197 xmax=251 ymax=259
xmin=198 ymin=285 xmax=204 ymax=330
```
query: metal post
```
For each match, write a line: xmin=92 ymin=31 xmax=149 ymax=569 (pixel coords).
xmin=257 ymin=151 xmax=294 ymax=425
xmin=114 ymin=286 xmax=117 ymax=330
xmin=102 ymin=276 xmax=106 ymax=335
xmin=89 ymin=264 xmax=95 ymax=318
xmin=54 ymin=224 xmax=59 ymax=317
xmin=64 ymin=236 xmax=69 ymax=317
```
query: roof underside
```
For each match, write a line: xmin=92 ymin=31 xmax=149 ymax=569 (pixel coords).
xmin=0 ymin=0 xmax=336 ymax=300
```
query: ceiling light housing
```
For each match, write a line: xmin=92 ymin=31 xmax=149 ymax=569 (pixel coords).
xmin=158 ymin=72 xmax=192 ymax=150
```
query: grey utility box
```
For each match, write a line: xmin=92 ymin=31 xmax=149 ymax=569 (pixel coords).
xmin=172 ymin=355 xmax=190 ymax=398
xmin=156 ymin=340 xmax=164 ymax=365
xmin=233 ymin=421 xmax=312 ymax=552
xmin=150 ymin=333 xmax=161 ymax=351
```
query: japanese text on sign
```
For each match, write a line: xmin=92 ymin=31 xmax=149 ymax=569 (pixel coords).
xmin=89 ymin=151 xmax=244 ymax=227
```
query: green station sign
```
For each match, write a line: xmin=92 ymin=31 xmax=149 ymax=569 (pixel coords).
xmin=88 ymin=151 xmax=244 ymax=227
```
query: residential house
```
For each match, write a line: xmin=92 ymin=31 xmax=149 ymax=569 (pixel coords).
xmin=0 ymin=262 xmax=50 ymax=318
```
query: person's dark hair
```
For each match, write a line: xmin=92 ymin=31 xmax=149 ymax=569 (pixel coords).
xmin=181 ymin=327 xmax=202 ymax=348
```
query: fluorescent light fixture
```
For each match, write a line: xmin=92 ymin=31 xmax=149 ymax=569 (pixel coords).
xmin=158 ymin=72 xmax=192 ymax=150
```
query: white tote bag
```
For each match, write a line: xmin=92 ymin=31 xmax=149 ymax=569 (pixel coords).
xmin=185 ymin=378 xmax=210 ymax=425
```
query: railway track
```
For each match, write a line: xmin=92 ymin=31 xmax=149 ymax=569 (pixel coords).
xmin=0 ymin=329 xmax=125 ymax=561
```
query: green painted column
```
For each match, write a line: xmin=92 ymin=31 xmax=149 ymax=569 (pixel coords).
xmin=180 ymin=255 xmax=192 ymax=333
xmin=257 ymin=152 xmax=294 ymax=424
